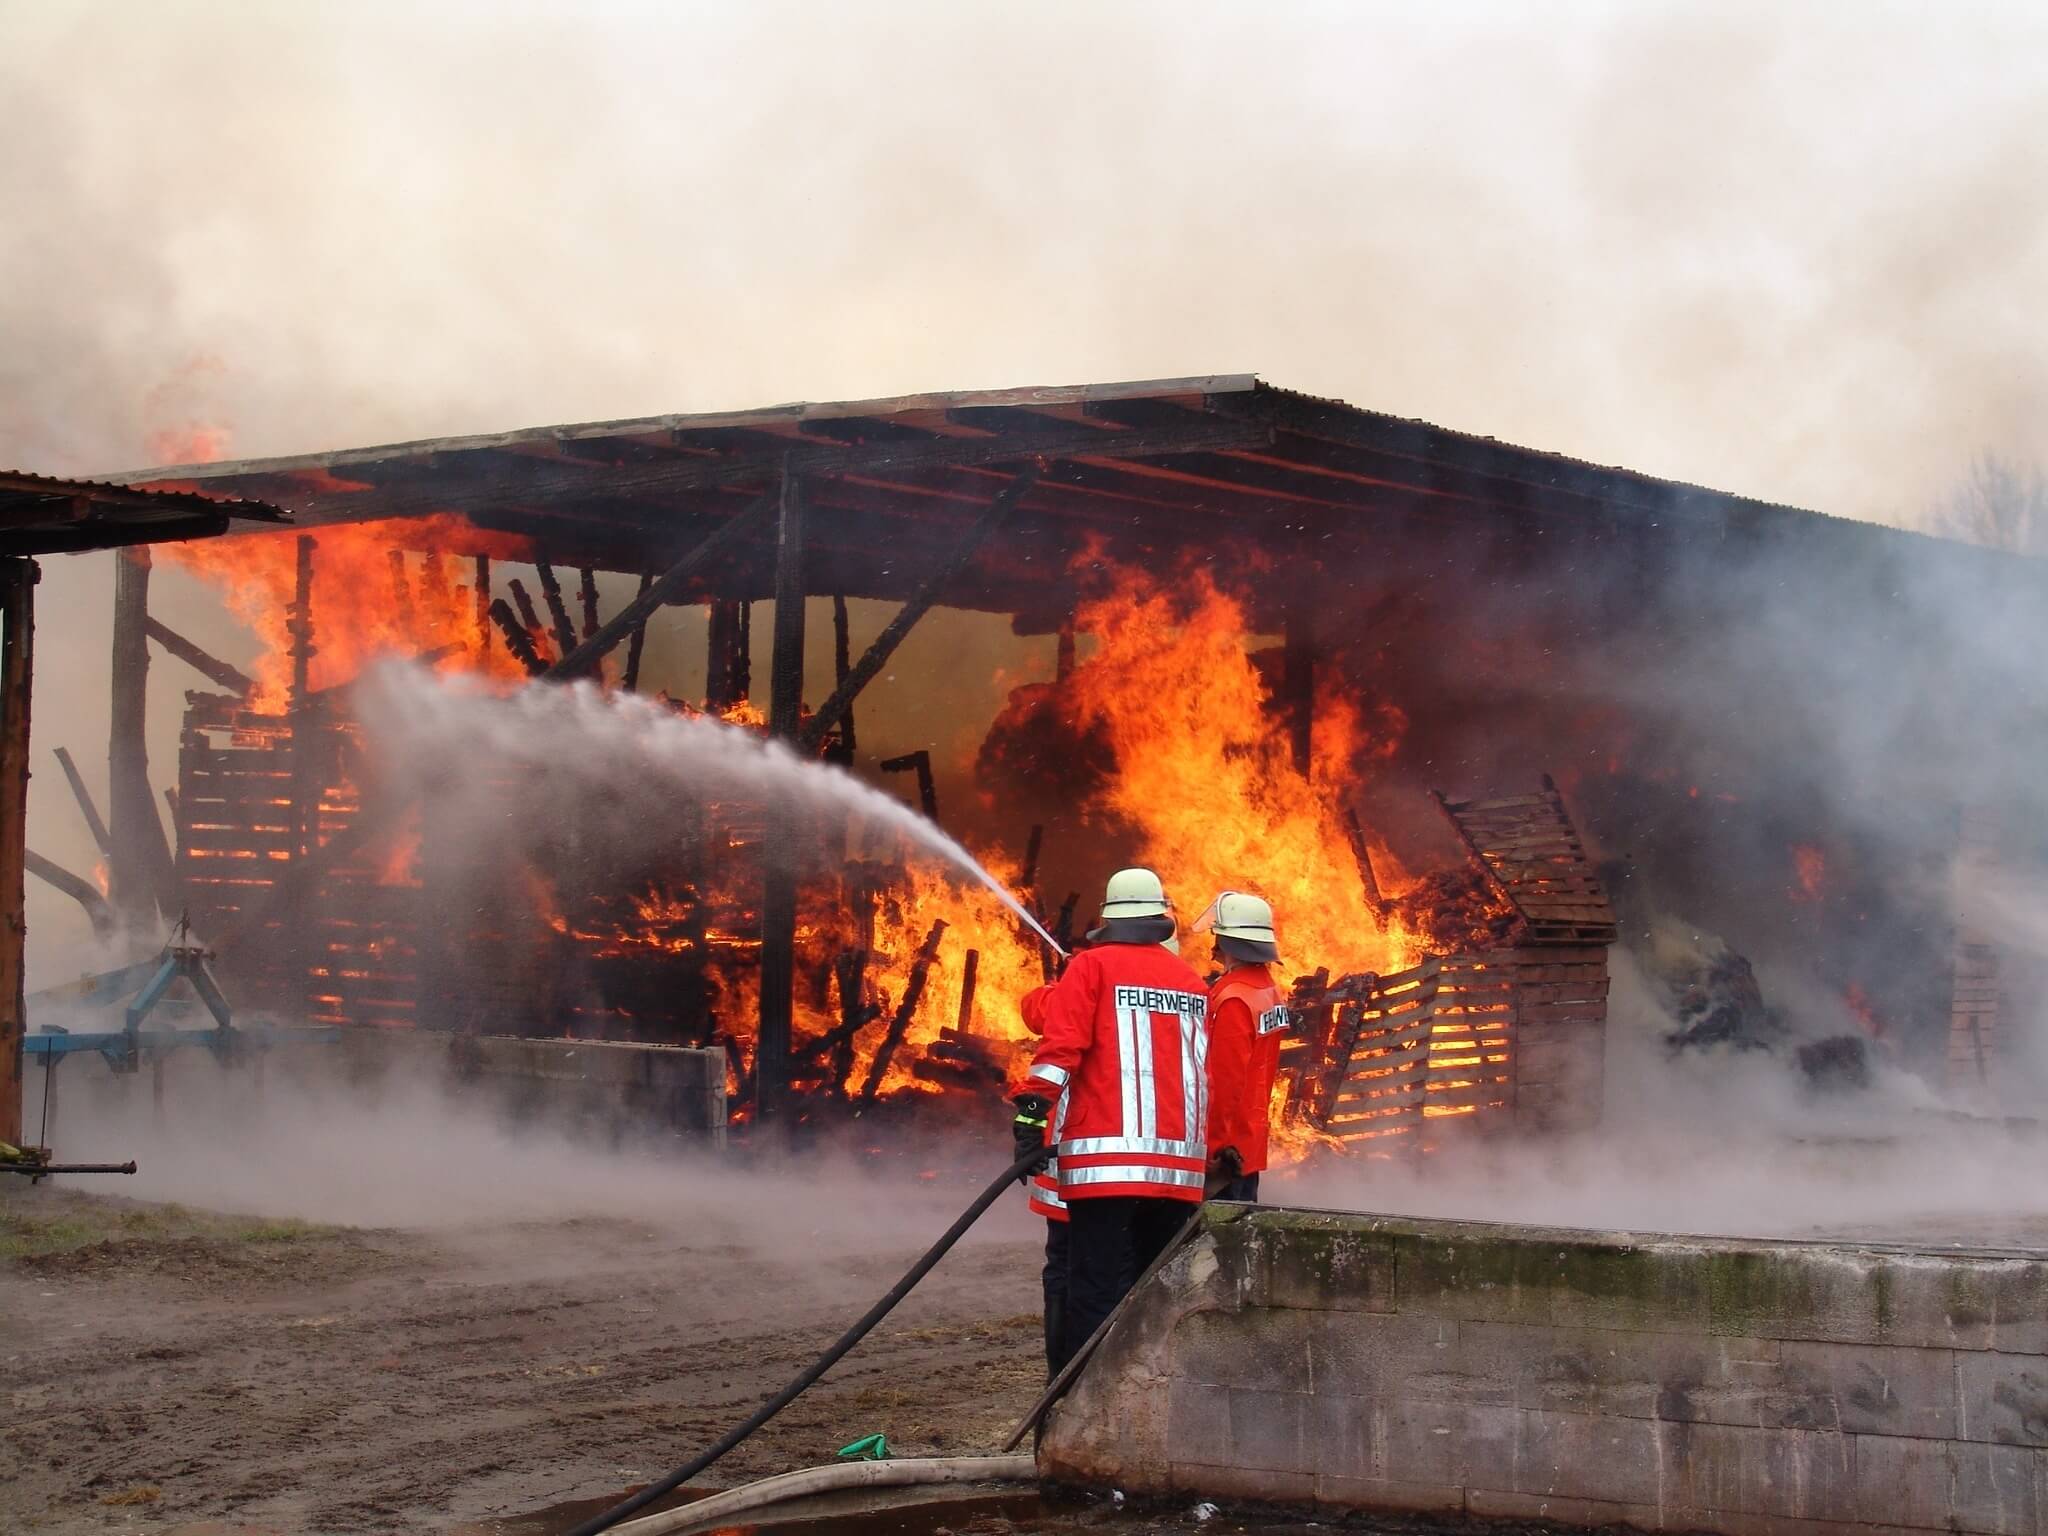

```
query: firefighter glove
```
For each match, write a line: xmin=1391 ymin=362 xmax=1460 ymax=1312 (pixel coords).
xmin=1011 ymin=1094 xmax=1052 ymax=1177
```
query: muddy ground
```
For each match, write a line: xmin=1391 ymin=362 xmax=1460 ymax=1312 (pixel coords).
xmin=0 ymin=1180 xmax=1047 ymax=1535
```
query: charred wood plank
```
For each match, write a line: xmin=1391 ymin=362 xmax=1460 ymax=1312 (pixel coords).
xmin=577 ymin=567 xmax=601 ymax=639
xmin=954 ymin=947 xmax=980 ymax=1037
xmin=52 ymin=746 xmax=112 ymax=859
xmin=109 ymin=547 xmax=176 ymax=929
xmin=473 ymin=556 xmax=491 ymax=654
xmin=544 ymin=489 xmax=777 ymax=680
xmin=534 ymin=561 xmax=578 ymax=658
xmin=144 ymin=618 xmax=255 ymax=697
xmin=830 ymin=592 xmax=855 ymax=757
xmin=1342 ymin=806 xmax=1387 ymax=919
xmin=757 ymin=470 xmax=808 ymax=1121
xmin=858 ymin=919 xmax=947 ymax=1107
xmin=26 ymin=850 xmax=114 ymax=943
xmin=798 ymin=466 xmax=1041 ymax=752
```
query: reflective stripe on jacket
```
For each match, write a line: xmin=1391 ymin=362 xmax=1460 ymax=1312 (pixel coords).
xmin=1019 ymin=984 xmax=1068 ymax=1221
xmin=1023 ymin=943 xmax=1211 ymax=1203
xmin=1204 ymin=963 xmax=1288 ymax=1176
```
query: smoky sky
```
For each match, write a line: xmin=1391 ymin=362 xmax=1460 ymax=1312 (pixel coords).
xmin=2 ymin=0 xmax=2045 ymax=981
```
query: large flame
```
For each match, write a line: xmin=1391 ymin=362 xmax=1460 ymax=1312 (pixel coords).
xmin=162 ymin=517 xmax=533 ymax=710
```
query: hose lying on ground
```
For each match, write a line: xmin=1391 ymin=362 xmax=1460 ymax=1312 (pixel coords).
xmin=559 ymin=1148 xmax=1048 ymax=1536
xmin=609 ymin=1454 xmax=1038 ymax=1536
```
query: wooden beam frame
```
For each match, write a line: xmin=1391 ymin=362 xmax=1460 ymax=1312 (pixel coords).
xmin=797 ymin=465 xmax=1041 ymax=753
xmin=756 ymin=468 xmax=807 ymax=1121
xmin=543 ymin=490 xmax=777 ymax=679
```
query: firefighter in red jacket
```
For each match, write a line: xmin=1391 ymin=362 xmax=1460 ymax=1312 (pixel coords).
xmin=1011 ymin=868 xmax=1208 ymax=1370
xmin=1195 ymin=891 xmax=1289 ymax=1203
xmin=1017 ymin=978 xmax=1069 ymax=1375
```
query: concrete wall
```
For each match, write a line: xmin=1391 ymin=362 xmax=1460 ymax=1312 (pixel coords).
xmin=1038 ymin=1205 xmax=2048 ymax=1536
xmin=335 ymin=1031 xmax=727 ymax=1148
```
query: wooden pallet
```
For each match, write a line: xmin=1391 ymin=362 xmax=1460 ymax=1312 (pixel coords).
xmin=1433 ymin=775 xmax=1617 ymax=946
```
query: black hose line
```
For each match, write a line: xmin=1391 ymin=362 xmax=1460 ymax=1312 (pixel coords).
xmin=559 ymin=1148 xmax=1047 ymax=1536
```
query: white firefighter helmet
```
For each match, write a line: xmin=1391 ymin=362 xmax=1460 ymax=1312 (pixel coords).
xmin=1100 ymin=866 xmax=1171 ymax=920
xmin=1194 ymin=890 xmax=1279 ymax=960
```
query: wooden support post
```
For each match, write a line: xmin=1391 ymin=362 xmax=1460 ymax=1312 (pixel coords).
xmin=1283 ymin=601 xmax=1315 ymax=778
xmin=1342 ymin=805 xmax=1387 ymax=920
xmin=756 ymin=470 xmax=807 ymax=1121
xmin=831 ymin=593 xmax=855 ymax=756
xmin=109 ymin=548 xmax=176 ymax=931
xmin=144 ymin=617 xmax=254 ymax=697
xmin=286 ymin=537 xmax=317 ymax=1018
xmin=52 ymin=746 xmax=112 ymax=858
xmin=706 ymin=600 xmax=752 ymax=709
xmin=799 ymin=465 xmax=1041 ymax=752
xmin=577 ymin=568 xmax=601 ymax=640
xmin=534 ymin=561 xmax=578 ymax=658
xmin=474 ymin=556 xmax=492 ymax=655
xmin=621 ymin=572 xmax=653 ymax=692
xmin=0 ymin=558 xmax=33 ymax=1146
xmin=547 ymin=490 xmax=777 ymax=681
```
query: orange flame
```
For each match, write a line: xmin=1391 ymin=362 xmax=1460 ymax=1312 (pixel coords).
xmin=1790 ymin=843 xmax=1826 ymax=903
xmin=162 ymin=517 xmax=532 ymax=710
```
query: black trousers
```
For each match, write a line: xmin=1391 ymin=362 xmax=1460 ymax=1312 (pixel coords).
xmin=1041 ymin=1217 xmax=1068 ymax=1377
xmin=1213 ymin=1171 xmax=1261 ymax=1203
xmin=1059 ymin=1195 xmax=1191 ymax=1371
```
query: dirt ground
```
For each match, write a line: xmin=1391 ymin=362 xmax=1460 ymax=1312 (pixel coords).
xmin=0 ymin=1180 xmax=1047 ymax=1535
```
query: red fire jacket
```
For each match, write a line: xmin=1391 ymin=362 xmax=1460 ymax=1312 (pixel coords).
xmin=1018 ymin=983 xmax=1066 ymax=1222
xmin=1022 ymin=942 xmax=1211 ymax=1202
xmin=1204 ymin=963 xmax=1289 ymax=1176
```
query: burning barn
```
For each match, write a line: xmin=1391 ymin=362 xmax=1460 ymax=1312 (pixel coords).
xmin=69 ymin=374 xmax=2048 ymax=1146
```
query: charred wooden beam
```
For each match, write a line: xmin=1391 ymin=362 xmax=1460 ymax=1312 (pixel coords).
xmin=508 ymin=578 xmax=546 ymax=654
xmin=1342 ymin=806 xmax=1387 ymax=919
xmin=621 ymin=571 xmax=653 ymax=691
xmin=52 ymin=747 xmax=111 ymax=859
xmin=757 ymin=471 xmax=808 ymax=1121
xmin=285 ymin=537 xmax=318 ymax=1006
xmin=858 ymin=918 xmax=948 ymax=1107
xmin=534 ymin=560 xmax=578 ymax=658
xmin=144 ymin=616 xmax=254 ymax=697
xmin=474 ymin=555 xmax=491 ymax=654
xmin=879 ymin=750 xmax=939 ymax=824
xmin=954 ymin=947 xmax=980 ymax=1036
xmin=798 ymin=465 xmax=1041 ymax=753
xmin=577 ymin=567 xmax=600 ymax=639
xmin=421 ymin=549 xmax=452 ymax=609
xmin=544 ymin=489 xmax=777 ymax=681
xmin=487 ymin=598 xmax=547 ymax=676
xmin=0 ymin=558 xmax=32 ymax=1144
xmin=1053 ymin=891 xmax=1079 ymax=955
xmin=1056 ymin=618 xmax=1076 ymax=682
xmin=705 ymin=598 xmax=750 ymax=709
xmin=26 ymin=850 xmax=113 ymax=943
xmin=1021 ymin=824 xmax=1044 ymax=893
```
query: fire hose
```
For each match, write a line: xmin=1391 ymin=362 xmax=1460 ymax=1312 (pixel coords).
xmin=558 ymin=1147 xmax=1047 ymax=1536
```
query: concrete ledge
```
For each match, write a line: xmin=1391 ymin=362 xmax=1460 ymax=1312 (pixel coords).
xmin=1039 ymin=1206 xmax=2048 ymax=1536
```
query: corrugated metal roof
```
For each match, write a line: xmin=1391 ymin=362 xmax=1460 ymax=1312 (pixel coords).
xmin=0 ymin=469 xmax=289 ymax=557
